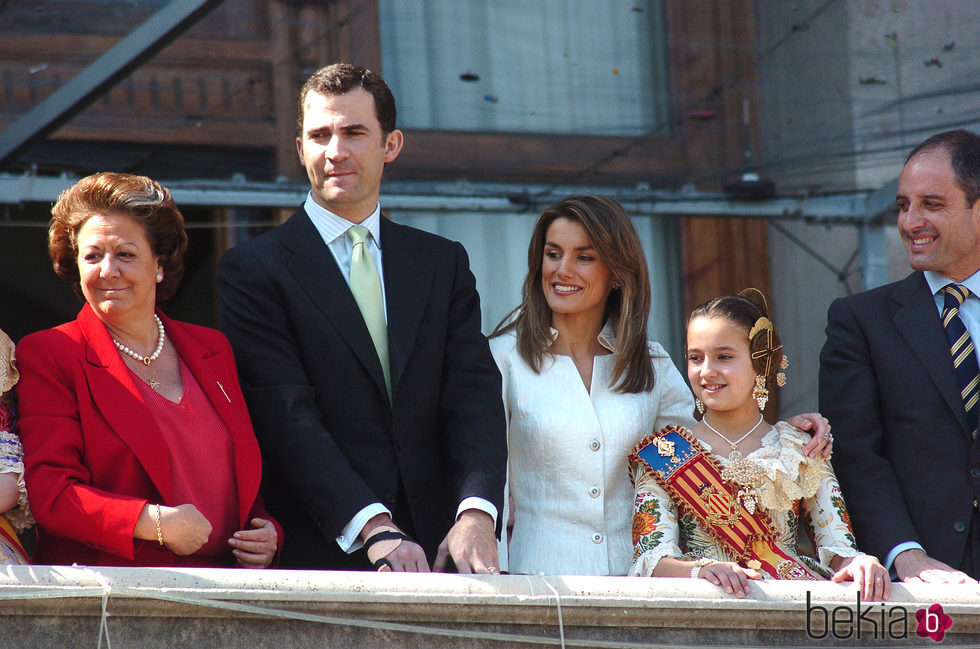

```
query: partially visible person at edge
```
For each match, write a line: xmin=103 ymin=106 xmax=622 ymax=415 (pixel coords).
xmin=820 ymin=129 xmax=980 ymax=583
xmin=217 ymin=63 xmax=505 ymax=572
xmin=16 ymin=172 xmax=281 ymax=567
xmin=629 ymin=290 xmax=889 ymax=601
xmin=0 ymin=327 xmax=33 ymax=564
xmin=489 ymin=195 xmax=831 ymax=576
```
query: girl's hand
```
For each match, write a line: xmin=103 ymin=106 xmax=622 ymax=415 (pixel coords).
xmin=698 ymin=561 xmax=761 ymax=598
xmin=0 ymin=473 xmax=20 ymax=514
xmin=832 ymin=554 xmax=891 ymax=601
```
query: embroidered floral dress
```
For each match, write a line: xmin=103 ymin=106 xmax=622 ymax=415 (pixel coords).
xmin=0 ymin=329 xmax=33 ymax=564
xmin=628 ymin=421 xmax=858 ymax=578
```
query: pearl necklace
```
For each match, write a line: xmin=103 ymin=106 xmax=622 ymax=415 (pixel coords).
xmin=702 ymin=413 xmax=765 ymax=461
xmin=113 ymin=314 xmax=166 ymax=367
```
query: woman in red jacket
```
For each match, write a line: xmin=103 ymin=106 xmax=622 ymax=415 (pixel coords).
xmin=17 ymin=172 xmax=281 ymax=567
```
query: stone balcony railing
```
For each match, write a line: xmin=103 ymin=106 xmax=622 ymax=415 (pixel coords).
xmin=1 ymin=565 xmax=978 ymax=648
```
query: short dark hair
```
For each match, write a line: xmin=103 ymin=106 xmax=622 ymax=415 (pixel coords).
xmin=906 ymin=129 xmax=980 ymax=206
xmin=296 ymin=63 xmax=397 ymax=137
xmin=48 ymin=172 xmax=188 ymax=303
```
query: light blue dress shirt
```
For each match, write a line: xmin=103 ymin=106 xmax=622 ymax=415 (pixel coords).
xmin=304 ymin=193 xmax=388 ymax=320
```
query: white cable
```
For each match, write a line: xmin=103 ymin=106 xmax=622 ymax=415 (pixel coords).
xmin=539 ymin=575 xmax=566 ymax=649
xmin=83 ymin=568 xmax=113 ymax=649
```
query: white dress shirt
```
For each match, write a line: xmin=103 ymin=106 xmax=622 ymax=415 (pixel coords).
xmin=491 ymin=324 xmax=695 ymax=575
xmin=303 ymin=193 xmax=497 ymax=553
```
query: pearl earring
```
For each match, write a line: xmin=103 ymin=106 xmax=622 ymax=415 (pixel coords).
xmin=155 ymin=273 xmax=163 ymax=283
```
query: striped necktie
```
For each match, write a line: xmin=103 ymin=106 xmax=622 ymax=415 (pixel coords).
xmin=940 ymin=284 xmax=979 ymax=439
xmin=347 ymin=225 xmax=391 ymax=400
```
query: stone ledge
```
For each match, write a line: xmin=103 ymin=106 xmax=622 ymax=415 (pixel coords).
xmin=1 ymin=565 xmax=978 ymax=647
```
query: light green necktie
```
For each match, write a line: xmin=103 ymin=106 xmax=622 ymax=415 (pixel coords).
xmin=347 ymin=225 xmax=391 ymax=399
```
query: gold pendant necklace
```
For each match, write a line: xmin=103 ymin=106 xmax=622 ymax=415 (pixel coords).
xmin=702 ymin=414 xmax=767 ymax=514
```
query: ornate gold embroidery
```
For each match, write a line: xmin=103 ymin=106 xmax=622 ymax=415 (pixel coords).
xmin=701 ymin=485 xmax=741 ymax=526
xmin=776 ymin=559 xmax=816 ymax=580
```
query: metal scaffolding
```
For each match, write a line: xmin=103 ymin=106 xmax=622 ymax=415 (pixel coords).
xmin=0 ymin=172 xmax=894 ymax=292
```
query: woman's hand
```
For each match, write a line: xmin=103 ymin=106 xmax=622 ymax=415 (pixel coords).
xmin=228 ymin=518 xmax=278 ymax=568
xmin=698 ymin=561 xmax=761 ymax=598
xmin=160 ymin=504 xmax=212 ymax=556
xmin=832 ymin=554 xmax=891 ymax=601
xmin=786 ymin=412 xmax=833 ymax=458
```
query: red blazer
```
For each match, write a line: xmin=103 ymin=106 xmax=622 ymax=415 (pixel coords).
xmin=16 ymin=304 xmax=281 ymax=566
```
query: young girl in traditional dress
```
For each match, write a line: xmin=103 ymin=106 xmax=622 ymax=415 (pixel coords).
xmin=628 ymin=290 xmax=889 ymax=600
xmin=1 ymin=327 xmax=33 ymax=564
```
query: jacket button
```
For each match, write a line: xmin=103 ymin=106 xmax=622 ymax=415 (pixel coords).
xmin=953 ymin=521 xmax=967 ymax=533
xmin=588 ymin=486 xmax=600 ymax=498
xmin=589 ymin=439 xmax=600 ymax=451
xmin=592 ymin=532 xmax=603 ymax=544
xmin=971 ymin=468 xmax=980 ymax=479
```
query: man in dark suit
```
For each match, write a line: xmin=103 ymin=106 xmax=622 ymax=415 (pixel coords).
xmin=216 ymin=63 xmax=506 ymax=572
xmin=819 ymin=129 xmax=980 ymax=583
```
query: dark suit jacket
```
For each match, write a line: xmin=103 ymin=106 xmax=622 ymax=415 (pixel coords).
xmin=16 ymin=304 xmax=280 ymax=566
xmin=819 ymin=271 xmax=980 ymax=576
xmin=216 ymin=206 xmax=506 ymax=569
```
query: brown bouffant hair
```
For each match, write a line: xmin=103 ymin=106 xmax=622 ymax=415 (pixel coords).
xmin=491 ymin=195 xmax=654 ymax=393
xmin=688 ymin=288 xmax=784 ymax=400
xmin=48 ymin=172 xmax=188 ymax=303
xmin=296 ymin=63 xmax=397 ymax=137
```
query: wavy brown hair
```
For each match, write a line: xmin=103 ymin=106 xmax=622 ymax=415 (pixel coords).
xmin=491 ymin=195 xmax=654 ymax=393
xmin=48 ymin=172 xmax=188 ymax=303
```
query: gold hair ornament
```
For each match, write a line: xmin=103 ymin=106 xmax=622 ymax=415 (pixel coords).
xmin=748 ymin=316 xmax=787 ymax=408
xmin=749 ymin=317 xmax=786 ymax=382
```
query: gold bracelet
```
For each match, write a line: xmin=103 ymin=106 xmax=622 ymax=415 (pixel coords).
xmin=151 ymin=504 xmax=164 ymax=546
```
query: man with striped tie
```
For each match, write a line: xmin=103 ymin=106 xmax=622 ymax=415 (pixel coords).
xmin=820 ymin=129 xmax=980 ymax=583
